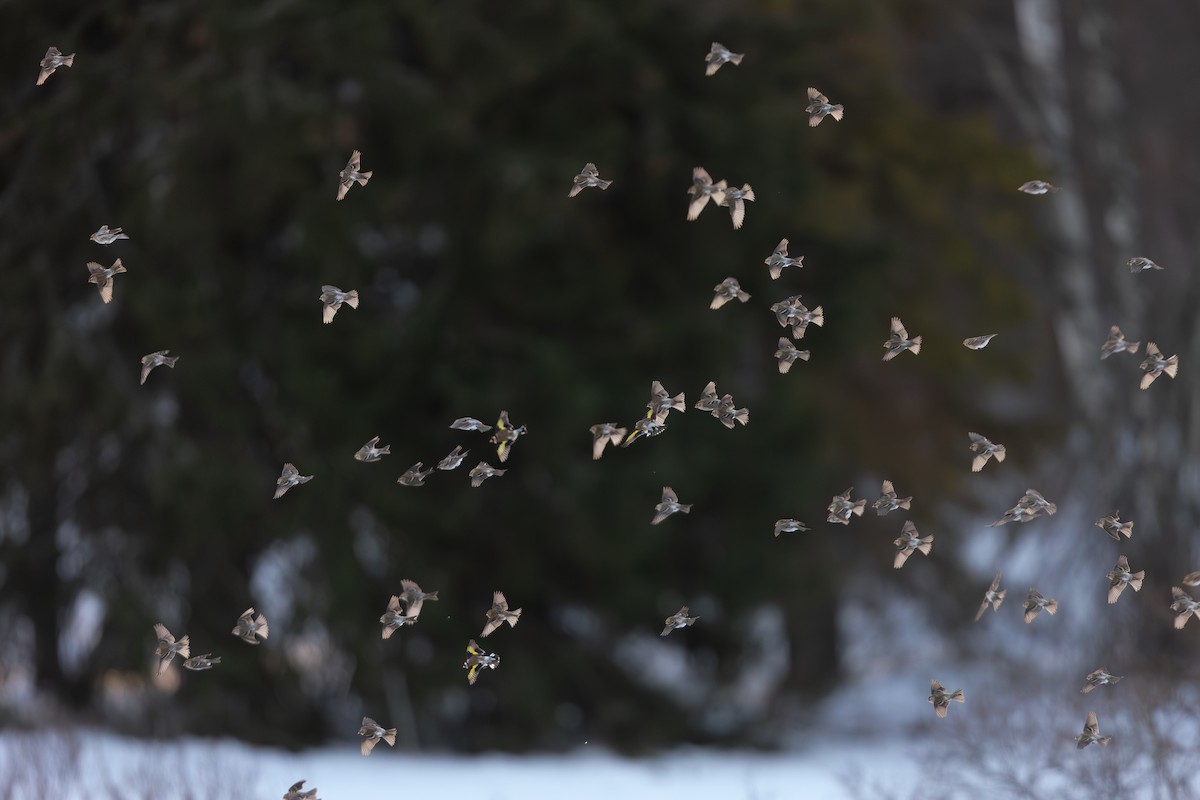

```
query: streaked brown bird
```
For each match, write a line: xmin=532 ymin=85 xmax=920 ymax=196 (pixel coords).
xmin=704 ymin=42 xmax=744 ymax=76
xmin=140 ymin=350 xmax=178 ymax=385
xmin=481 ymin=591 xmax=522 ymax=638
xmin=319 ymin=285 xmax=359 ymax=324
xmin=37 ymin=46 xmax=74 ymax=85
xmin=805 ymin=87 xmax=844 ymax=127
xmin=153 ymin=623 xmax=190 ymax=675
xmin=1022 ymin=588 xmax=1058 ymax=623
xmin=589 ymin=423 xmax=627 ymax=460
xmin=337 ymin=150 xmax=372 ymax=200
xmin=568 ymin=162 xmax=611 ymax=197
xmin=651 ymin=486 xmax=692 ymax=525
xmin=661 ymin=606 xmax=698 ymax=636
xmin=86 ymin=259 xmax=126 ymax=304
xmin=274 ymin=463 xmax=313 ymax=499
xmin=231 ymin=607 xmax=269 ymax=644
xmin=357 ymin=717 xmax=396 ymax=756
xmin=975 ymin=572 xmax=1006 ymax=621
xmin=928 ymin=680 xmax=964 ymax=718
xmin=1074 ymin=711 xmax=1111 ymax=749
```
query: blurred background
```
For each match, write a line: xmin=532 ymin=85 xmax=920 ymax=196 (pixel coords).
xmin=3 ymin=0 xmax=1200 ymax=793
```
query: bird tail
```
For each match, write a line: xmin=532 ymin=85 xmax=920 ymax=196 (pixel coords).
xmin=599 ymin=179 xmax=613 ymax=190
xmin=993 ymin=445 xmax=1006 ymax=463
xmin=729 ymin=53 xmax=744 ymax=65
xmin=898 ymin=497 xmax=912 ymax=510
xmin=851 ymin=500 xmax=865 ymax=516
xmin=508 ymin=609 xmax=522 ymax=626
xmin=1099 ymin=736 xmax=1111 ymax=747
xmin=1045 ymin=600 xmax=1058 ymax=615
xmin=829 ymin=105 xmax=844 ymax=121
xmin=63 ymin=54 xmax=76 ymax=67
xmin=356 ymin=171 xmax=373 ymax=186
xmin=164 ymin=356 xmax=179 ymax=368
xmin=741 ymin=186 xmax=755 ymax=202
xmin=950 ymin=689 xmax=964 ymax=703
xmin=916 ymin=538 xmax=933 ymax=556
xmin=1128 ymin=341 xmax=1140 ymax=353
xmin=425 ymin=591 xmax=439 ymax=601
xmin=344 ymin=290 xmax=359 ymax=309
xmin=909 ymin=336 xmax=922 ymax=355
xmin=384 ymin=729 xmax=397 ymax=747
xmin=1119 ymin=521 xmax=1133 ymax=539
xmin=256 ymin=615 xmax=269 ymax=639
xmin=679 ymin=504 xmax=693 ymax=514
xmin=1130 ymin=571 xmax=1145 ymax=592
xmin=178 ymin=636 xmax=191 ymax=659
xmin=111 ymin=259 xmax=127 ymax=274
xmin=1165 ymin=355 xmax=1179 ymax=378
xmin=811 ymin=306 xmax=824 ymax=326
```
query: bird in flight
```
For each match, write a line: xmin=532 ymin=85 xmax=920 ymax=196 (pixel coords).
xmin=704 ymin=42 xmax=744 ymax=76
xmin=337 ymin=150 xmax=372 ymax=200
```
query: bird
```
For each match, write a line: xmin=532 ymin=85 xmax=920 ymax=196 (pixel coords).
xmin=1139 ymin=342 xmax=1179 ymax=389
xmin=232 ymin=607 xmax=269 ymax=644
xmin=927 ymin=680 xmax=964 ymax=718
xmin=764 ymin=239 xmax=804 ymax=280
xmin=1074 ymin=711 xmax=1111 ymax=749
xmin=770 ymin=295 xmax=824 ymax=339
xmin=140 ymin=350 xmax=178 ymax=385
xmin=1018 ymin=180 xmax=1058 ymax=195
xmin=621 ymin=412 xmax=667 ymax=446
xmin=989 ymin=489 xmax=1056 ymax=526
xmin=489 ymin=410 xmax=527 ymax=462
xmin=354 ymin=436 xmax=391 ymax=462
xmin=1081 ymin=668 xmax=1122 ymax=694
xmin=319 ymin=285 xmax=359 ymax=324
xmin=1106 ymin=555 xmax=1145 ymax=604
xmin=647 ymin=381 xmax=687 ymax=422
xmin=968 ymin=432 xmax=1006 ymax=473
xmin=694 ymin=382 xmax=722 ymax=414
xmin=805 ymin=87 xmax=844 ymax=127
xmin=568 ymin=163 xmax=612 ymax=197
xmin=893 ymin=521 xmax=933 ymax=569
xmin=153 ymin=623 xmax=190 ymax=675
xmin=437 ymin=445 xmax=469 ymax=471
xmin=379 ymin=595 xmax=410 ymax=639
xmin=183 ymin=654 xmax=221 ymax=671
xmin=715 ymin=395 xmax=750 ymax=429
xmin=704 ymin=42 xmax=744 ymax=76
xmin=1182 ymin=571 xmax=1200 ymax=587
xmin=1022 ymin=589 xmax=1058 ymax=623
xmin=337 ymin=150 xmax=372 ymax=200
xmin=827 ymin=488 xmax=866 ymax=525
xmin=774 ymin=519 xmax=811 ymax=537
xmin=661 ymin=606 xmax=698 ymax=636
xmin=450 ymin=417 xmax=493 ymax=432
xmin=1100 ymin=325 xmax=1140 ymax=359
xmin=873 ymin=480 xmax=912 ymax=516
xmin=399 ymin=579 xmax=438 ymax=622
xmin=1170 ymin=587 xmax=1198 ymax=629
xmin=274 ymin=463 xmax=313 ymax=499
xmin=717 ymin=183 xmax=755 ymax=229
xmin=36 ymin=46 xmax=74 ymax=86
xmin=283 ymin=779 xmax=319 ymax=800
xmin=86 ymin=259 xmax=127 ymax=304
xmin=975 ymin=572 xmax=1006 ymax=621
xmin=1095 ymin=512 xmax=1133 ymax=541
xmin=652 ymin=486 xmax=692 ymax=525
xmin=357 ymin=717 xmax=397 ymax=756
xmin=89 ymin=225 xmax=129 ymax=245
xmin=962 ymin=334 xmax=997 ymax=350
xmin=711 ymin=277 xmax=751 ymax=310
xmin=1127 ymin=256 xmax=1164 ymax=273
xmin=397 ymin=462 xmax=433 ymax=487
xmin=687 ymin=167 xmax=727 ymax=221
xmin=463 ymin=639 xmax=500 ymax=685
xmin=481 ymin=590 xmax=522 ymax=638
xmin=589 ymin=423 xmax=627 ymax=460
xmin=883 ymin=317 xmax=922 ymax=360
xmin=774 ymin=338 xmax=810 ymax=373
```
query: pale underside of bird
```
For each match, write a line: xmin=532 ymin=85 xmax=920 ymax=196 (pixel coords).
xmin=711 ymin=277 xmax=751 ymax=310
xmin=90 ymin=225 xmax=129 ymax=245
xmin=354 ymin=436 xmax=391 ymax=462
xmin=652 ymin=485 xmax=692 ymax=525
xmin=975 ymin=572 xmax=1006 ymax=621
xmin=319 ymin=285 xmax=359 ymax=323
xmin=140 ymin=350 xmax=178 ymax=385
xmin=717 ymin=183 xmax=754 ymax=229
xmin=450 ymin=416 xmax=492 ymax=432
xmin=397 ymin=462 xmax=433 ymax=486
xmin=489 ymin=410 xmax=527 ymax=462
xmin=661 ymin=606 xmax=698 ymax=636
xmin=153 ymin=622 xmax=190 ymax=675
xmin=648 ymin=380 xmax=686 ymax=423
xmin=1127 ymin=256 xmax=1163 ymax=273
xmin=893 ymin=520 xmax=933 ymax=569
xmin=873 ymin=479 xmax=912 ymax=516
xmin=568 ymin=162 xmax=612 ymax=197
xmin=1169 ymin=587 xmax=1198 ymax=629
xmin=481 ymin=590 xmax=522 ymax=638
xmin=774 ymin=518 xmax=811 ymax=537
xmin=621 ymin=414 xmax=667 ymax=447
xmin=1018 ymin=180 xmax=1058 ymax=195
xmin=589 ymin=423 xmax=627 ymax=460
xmin=805 ymin=87 xmax=844 ymax=127
xmin=37 ymin=46 xmax=74 ymax=86
xmin=1081 ymin=667 xmax=1122 ymax=694
xmin=469 ymin=461 xmax=506 ymax=486
xmin=704 ymin=42 xmax=743 ymax=76
xmin=1106 ymin=555 xmax=1145 ymax=604
xmin=765 ymin=239 xmax=804 ymax=280
xmin=274 ymin=463 xmax=313 ymax=499
xmin=883 ymin=316 xmax=921 ymax=360
xmin=1075 ymin=711 xmax=1111 ymax=749
xmin=183 ymin=654 xmax=221 ymax=671
xmin=827 ymin=487 xmax=866 ymax=525
xmin=464 ymin=639 xmax=500 ymax=685
xmin=232 ymin=607 xmax=269 ymax=644
xmin=283 ymin=779 xmax=319 ymax=800
xmin=774 ymin=337 xmax=810 ymax=373
xmin=968 ymin=431 xmax=1006 ymax=473
xmin=357 ymin=717 xmax=397 ymax=756
xmin=928 ymin=680 xmax=964 ymax=718
xmin=962 ymin=334 xmax=997 ymax=350
xmin=438 ymin=445 xmax=468 ymax=470
xmin=1100 ymin=325 xmax=1140 ymax=359
xmin=1095 ymin=511 xmax=1133 ymax=541
xmin=1139 ymin=342 xmax=1179 ymax=389
xmin=1022 ymin=588 xmax=1058 ymax=623
xmin=687 ymin=167 xmax=727 ymax=221
xmin=337 ymin=150 xmax=372 ymax=200
xmin=86 ymin=259 xmax=127 ymax=304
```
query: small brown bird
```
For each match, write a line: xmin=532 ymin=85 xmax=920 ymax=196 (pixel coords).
xmin=481 ymin=590 xmax=522 ymax=638
xmin=883 ymin=317 xmax=922 ymax=361
xmin=354 ymin=436 xmax=391 ymax=462
xmin=490 ymin=410 xmax=527 ymax=462
xmin=37 ymin=46 xmax=74 ymax=86
xmin=687 ymin=167 xmax=727 ymax=221
xmin=652 ymin=486 xmax=692 ymax=525
xmin=283 ymin=779 xmax=319 ymax=800
xmin=774 ymin=519 xmax=811 ymax=537
xmin=397 ymin=462 xmax=433 ymax=487
xmin=805 ymin=87 xmax=844 ymax=127
xmin=989 ymin=489 xmax=1056 ymax=527
xmin=711 ymin=277 xmax=751 ymax=310
xmin=962 ymin=334 xmax=998 ymax=350
xmin=1182 ymin=571 xmax=1200 ymax=587
xmin=337 ymin=150 xmax=372 ymax=200
xmin=398 ymin=578 xmax=438 ymax=625
xmin=450 ymin=417 xmax=492 ymax=432
xmin=704 ymin=42 xmax=744 ymax=76
xmin=1022 ymin=588 xmax=1058 ymax=623
xmin=1095 ymin=511 xmax=1133 ymax=541
xmin=1106 ymin=555 xmax=1145 ymax=604
xmin=1074 ymin=711 xmax=1111 ymax=749
xmin=140 ymin=350 xmax=178 ymax=385
xmin=90 ymin=225 xmax=129 ymax=245
xmin=873 ymin=479 xmax=912 ymax=516
xmin=1127 ymin=257 xmax=1164 ymax=273
xmin=463 ymin=639 xmax=500 ymax=685
xmin=183 ymin=654 xmax=221 ymax=671
xmin=319 ymin=285 xmax=359 ymax=324
xmin=893 ymin=521 xmax=933 ymax=569
xmin=968 ymin=432 xmax=1006 ymax=473
xmin=86 ymin=259 xmax=127 ymax=304
xmin=975 ymin=572 xmax=1006 ymax=621
xmin=568 ymin=163 xmax=612 ymax=197
xmin=770 ymin=295 xmax=824 ymax=340
xmin=589 ymin=423 xmax=627 ymax=460
xmin=648 ymin=381 xmax=687 ymax=422
xmin=764 ymin=239 xmax=804 ymax=280
xmin=437 ymin=445 xmax=469 ymax=471
xmin=153 ymin=623 xmax=190 ymax=675
xmin=827 ymin=487 xmax=866 ymax=525
xmin=274 ymin=463 xmax=313 ymax=499
xmin=661 ymin=606 xmax=698 ymax=636
xmin=927 ymin=680 xmax=964 ymax=718
xmin=379 ymin=595 xmax=409 ymax=639
xmin=1139 ymin=342 xmax=1179 ymax=389
xmin=232 ymin=607 xmax=269 ymax=644
xmin=1100 ymin=325 xmax=1140 ymax=359
xmin=1170 ymin=587 xmax=1199 ymax=629
xmin=694 ymin=381 xmax=722 ymax=414
xmin=1018 ymin=180 xmax=1058 ymax=195
xmin=774 ymin=338 xmax=810 ymax=374
xmin=715 ymin=395 xmax=750 ymax=429
xmin=357 ymin=717 xmax=397 ymax=756
xmin=717 ymin=183 xmax=755 ymax=229
xmin=1081 ymin=668 xmax=1122 ymax=694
